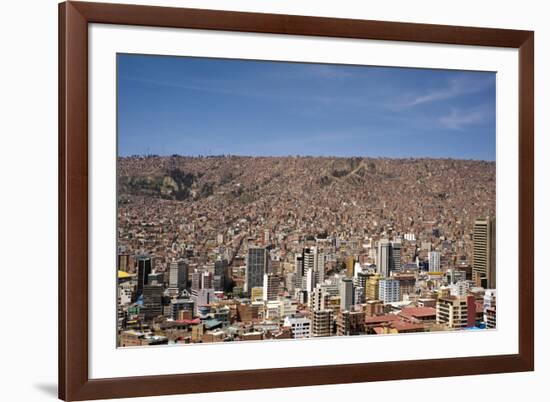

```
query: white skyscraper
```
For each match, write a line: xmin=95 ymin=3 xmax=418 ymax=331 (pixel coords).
xmin=428 ymin=251 xmax=441 ymax=272
xmin=339 ymin=277 xmax=354 ymax=311
xmin=305 ymin=268 xmax=317 ymax=294
xmin=378 ymin=279 xmax=400 ymax=303
xmin=169 ymin=259 xmax=188 ymax=291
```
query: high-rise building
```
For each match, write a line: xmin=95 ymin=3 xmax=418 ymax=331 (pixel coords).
xmin=428 ymin=251 xmax=441 ymax=272
xmin=263 ymin=273 xmax=280 ymax=301
xmin=346 ymin=256 xmax=355 ymax=277
xmin=366 ymin=275 xmax=382 ymax=300
xmin=391 ymin=240 xmax=402 ymax=272
xmin=378 ymin=279 xmax=400 ymax=303
xmin=311 ymin=309 xmax=333 ymax=337
xmin=191 ymin=269 xmax=202 ymax=297
xmin=245 ymin=247 xmax=268 ymax=293
xmin=436 ymin=295 xmax=476 ymax=329
xmin=294 ymin=254 xmax=304 ymax=286
xmin=169 ymin=259 xmax=188 ymax=291
xmin=316 ymin=250 xmax=326 ymax=283
xmin=339 ymin=277 xmax=354 ymax=311
xmin=303 ymin=247 xmax=315 ymax=272
xmin=310 ymin=284 xmax=330 ymax=311
xmin=303 ymin=268 xmax=316 ymax=295
xmin=378 ymin=240 xmax=403 ymax=276
xmin=473 ymin=218 xmax=496 ymax=288
xmin=201 ymin=271 xmax=213 ymax=290
xmin=354 ymin=271 xmax=371 ymax=289
xmin=141 ymin=283 xmax=163 ymax=320
xmin=136 ymin=254 xmax=152 ymax=297
xmin=377 ymin=240 xmax=391 ymax=277
xmin=214 ymin=258 xmax=228 ymax=291
xmin=392 ymin=272 xmax=416 ymax=298
xmin=336 ymin=310 xmax=365 ymax=335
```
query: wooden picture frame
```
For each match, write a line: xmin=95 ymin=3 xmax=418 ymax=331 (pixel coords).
xmin=59 ymin=1 xmax=534 ymax=400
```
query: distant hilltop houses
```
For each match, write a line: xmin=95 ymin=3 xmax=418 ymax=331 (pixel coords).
xmin=116 ymin=156 xmax=496 ymax=346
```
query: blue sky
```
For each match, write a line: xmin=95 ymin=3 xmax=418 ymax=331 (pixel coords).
xmin=117 ymin=54 xmax=496 ymax=160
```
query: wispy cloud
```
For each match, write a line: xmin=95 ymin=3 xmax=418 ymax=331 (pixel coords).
xmin=395 ymin=75 xmax=494 ymax=109
xmin=439 ymin=107 xmax=491 ymax=130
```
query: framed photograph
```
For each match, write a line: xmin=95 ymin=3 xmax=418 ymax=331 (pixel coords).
xmin=59 ymin=1 xmax=534 ymax=400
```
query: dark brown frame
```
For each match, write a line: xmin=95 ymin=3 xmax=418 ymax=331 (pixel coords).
xmin=59 ymin=1 xmax=534 ymax=400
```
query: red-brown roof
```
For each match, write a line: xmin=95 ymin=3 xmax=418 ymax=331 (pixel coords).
xmin=365 ymin=315 xmax=401 ymax=324
xmin=175 ymin=318 xmax=201 ymax=325
xmin=399 ymin=307 xmax=436 ymax=319
xmin=390 ymin=321 xmax=425 ymax=332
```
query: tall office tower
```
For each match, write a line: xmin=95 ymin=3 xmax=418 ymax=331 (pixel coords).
xmin=311 ymin=309 xmax=334 ymax=337
xmin=191 ymin=270 xmax=202 ymax=297
xmin=428 ymin=251 xmax=441 ymax=272
xmin=263 ymin=273 xmax=280 ymax=301
xmin=201 ymin=271 xmax=213 ymax=289
xmin=378 ymin=279 xmax=400 ymax=303
xmin=294 ymin=254 xmax=304 ymax=288
xmin=346 ymin=256 xmax=355 ymax=277
xmin=339 ymin=277 xmax=354 ymax=311
xmin=354 ymin=271 xmax=370 ymax=290
xmin=141 ymin=283 xmax=163 ymax=320
xmin=305 ymin=268 xmax=317 ymax=294
xmin=136 ymin=254 xmax=152 ymax=297
xmin=310 ymin=284 xmax=329 ymax=311
xmin=214 ymin=258 xmax=228 ymax=291
xmin=391 ymin=240 xmax=402 ymax=272
xmin=473 ymin=218 xmax=496 ymax=288
xmin=245 ymin=247 xmax=268 ymax=293
xmin=316 ymin=250 xmax=326 ymax=283
xmin=169 ymin=259 xmax=188 ymax=292
xmin=303 ymin=247 xmax=316 ymax=274
xmin=377 ymin=240 xmax=391 ymax=277
xmin=366 ymin=275 xmax=382 ymax=300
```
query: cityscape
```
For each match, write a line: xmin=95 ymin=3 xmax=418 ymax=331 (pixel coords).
xmin=116 ymin=55 xmax=496 ymax=347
